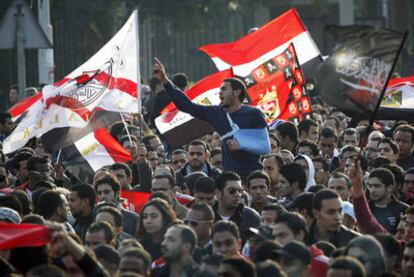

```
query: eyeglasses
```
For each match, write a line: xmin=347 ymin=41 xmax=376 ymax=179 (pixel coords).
xmin=184 ymin=219 xmax=212 ymax=227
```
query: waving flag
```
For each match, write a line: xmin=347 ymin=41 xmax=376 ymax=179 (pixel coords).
xmin=377 ymin=76 xmax=414 ymax=119
xmin=60 ymin=127 xmax=131 ymax=172
xmin=0 ymin=222 xmax=51 ymax=250
xmin=239 ymin=43 xmax=312 ymax=124
xmin=3 ymin=11 xmax=140 ymax=154
xmin=155 ymin=69 xmax=233 ymax=148
xmin=199 ymin=8 xmax=321 ymax=78
xmin=314 ymin=25 xmax=405 ymax=119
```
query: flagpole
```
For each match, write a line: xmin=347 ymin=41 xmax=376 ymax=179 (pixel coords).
xmin=120 ymin=112 xmax=133 ymax=146
xmin=358 ymin=31 xmax=408 ymax=157
xmin=133 ymin=9 xmax=143 ymax=144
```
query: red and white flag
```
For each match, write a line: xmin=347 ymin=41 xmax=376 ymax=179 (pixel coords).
xmin=199 ymin=8 xmax=321 ymax=78
xmin=71 ymin=128 xmax=131 ymax=172
xmin=4 ymin=11 xmax=140 ymax=154
xmin=155 ymin=69 xmax=233 ymax=148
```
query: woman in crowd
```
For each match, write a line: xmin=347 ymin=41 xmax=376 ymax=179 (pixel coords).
xmin=137 ymin=198 xmax=176 ymax=260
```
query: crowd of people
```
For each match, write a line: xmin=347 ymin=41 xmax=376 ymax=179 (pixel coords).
xmin=0 ymin=61 xmax=414 ymax=277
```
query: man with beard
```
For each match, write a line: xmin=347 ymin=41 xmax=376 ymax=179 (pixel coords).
xmin=262 ymin=154 xmax=284 ymax=198
xmin=152 ymin=224 xmax=201 ymax=276
xmin=176 ymin=140 xmax=221 ymax=187
xmin=69 ymin=184 xmax=96 ymax=242
xmin=37 ymin=190 xmax=74 ymax=232
xmin=154 ymin=59 xmax=269 ymax=179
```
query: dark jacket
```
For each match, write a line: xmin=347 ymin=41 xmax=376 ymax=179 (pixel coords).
xmin=213 ymin=202 xmax=261 ymax=243
xmin=151 ymin=259 xmax=201 ymax=277
xmin=251 ymin=195 xmax=278 ymax=213
xmin=176 ymin=161 xmax=221 ymax=187
xmin=121 ymin=208 xmax=139 ymax=236
xmin=72 ymin=213 xmax=94 ymax=243
xmin=306 ymin=220 xmax=361 ymax=247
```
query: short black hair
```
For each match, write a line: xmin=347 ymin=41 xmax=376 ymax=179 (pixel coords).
xmin=379 ymin=138 xmax=399 ymax=154
xmin=194 ymin=176 xmax=215 ymax=193
xmin=393 ymin=124 xmax=414 ymax=144
xmin=172 ymin=73 xmax=188 ymax=90
xmin=0 ymin=112 xmax=11 ymax=125
xmin=312 ymin=189 xmax=340 ymax=211
xmin=26 ymin=264 xmax=65 ymax=277
xmin=152 ymin=173 xmax=175 ymax=188
xmin=297 ymin=139 xmax=320 ymax=157
xmin=320 ymin=126 xmax=338 ymax=142
xmin=37 ymin=190 xmax=65 ymax=219
xmin=369 ymin=168 xmax=395 ymax=187
xmin=190 ymin=203 xmax=214 ymax=221
xmin=70 ymin=184 xmax=96 ymax=209
xmin=87 ymin=221 xmax=115 ymax=243
xmin=94 ymin=244 xmax=120 ymax=267
xmin=110 ymin=162 xmax=132 ymax=178
xmin=329 ymin=256 xmax=366 ymax=277
xmin=263 ymin=154 xmax=284 ymax=168
xmin=275 ymin=122 xmax=298 ymax=142
xmin=279 ymin=163 xmax=307 ymax=192
xmin=224 ymin=78 xmax=247 ymax=102
xmin=188 ymin=139 xmax=208 ymax=152
xmin=221 ymin=256 xmax=255 ymax=277
xmin=298 ymin=119 xmax=318 ymax=134
xmin=211 ymin=220 xmax=239 ymax=240
xmin=95 ymin=205 xmax=123 ymax=227
xmin=121 ymin=247 xmax=151 ymax=273
xmin=12 ymin=152 xmax=33 ymax=171
xmin=215 ymin=171 xmax=241 ymax=191
xmin=95 ymin=176 xmax=121 ymax=194
xmin=329 ymin=172 xmax=352 ymax=189
xmin=274 ymin=211 xmax=308 ymax=238
xmin=27 ymin=156 xmax=49 ymax=171
xmin=341 ymin=128 xmax=360 ymax=142
xmin=246 ymin=170 xmax=270 ymax=188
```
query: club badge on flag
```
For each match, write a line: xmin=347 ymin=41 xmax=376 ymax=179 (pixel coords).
xmin=3 ymin=10 xmax=141 ymax=154
xmin=238 ymin=43 xmax=312 ymax=124
xmin=314 ymin=25 xmax=406 ymax=118
xmin=199 ymin=8 xmax=321 ymax=78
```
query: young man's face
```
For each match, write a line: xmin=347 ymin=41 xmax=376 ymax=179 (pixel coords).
xmin=327 ymin=177 xmax=350 ymax=201
xmin=111 ymin=168 xmax=132 ymax=189
xmin=314 ymin=197 xmax=343 ymax=232
xmin=393 ymin=130 xmax=413 ymax=158
xmin=272 ymin=222 xmax=297 ymax=246
xmin=184 ymin=209 xmax=212 ymax=243
xmin=367 ymin=177 xmax=389 ymax=203
xmin=219 ymin=81 xmax=237 ymax=108
xmin=319 ymin=136 xmax=337 ymax=158
xmin=212 ymin=230 xmax=240 ymax=257
xmin=402 ymin=246 xmax=414 ymax=277
xmin=96 ymin=183 xmax=117 ymax=204
xmin=188 ymin=145 xmax=207 ymax=169
xmin=170 ymin=153 xmax=187 ymax=171
xmin=69 ymin=191 xmax=89 ymax=218
xmin=278 ymin=175 xmax=295 ymax=198
xmin=151 ymin=177 xmax=173 ymax=202
xmin=248 ymin=178 xmax=269 ymax=205
xmin=305 ymin=125 xmax=319 ymax=142
xmin=343 ymin=133 xmax=359 ymax=147
xmin=403 ymin=173 xmax=414 ymax=194
xmin=194 ymin=191 xmax=215 ymax=206
xmin=217 ymin=180 xmax=243 ymax=210
xmin=261 ymin=209 xmax=278 ymax=225
xmin=161 ymin=227 xmax=185 ymax=261
xmin=378 ymin=142 xmax=398 ymax=162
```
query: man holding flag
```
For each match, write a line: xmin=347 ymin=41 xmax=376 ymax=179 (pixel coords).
xmin=153 ymin=58 xmax=270 ymax=180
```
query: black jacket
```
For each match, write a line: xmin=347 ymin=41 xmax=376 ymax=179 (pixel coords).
xmin=176 ymin=162 xmax=221 ymax=187
xmin=151 ymin=259 xmax=201 ymax=277
xmin=213 ymin=202 xmax=261 ymax=243
xmin=72 ymin=213 xmax=94 ymax=243
xmin=306 ymin=220 xmax=361 ymax=247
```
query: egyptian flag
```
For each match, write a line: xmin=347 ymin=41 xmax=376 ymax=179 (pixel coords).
xmin=155 ymin=69 xmax=233 ymax=149
xmin=377 ymin=76 xmax=414 ymax=119
xmin=60 ymin=127 xmax=131 ymax=172
xmin=314 ymin=25 xmax=405 ymax=119
xmin=239 ymin=43 xmax=312 ymax=125
xmin=0 ymin=222 xmax=51 ymax=250
xmin=199 ymin=8 xmax=321 ymax=79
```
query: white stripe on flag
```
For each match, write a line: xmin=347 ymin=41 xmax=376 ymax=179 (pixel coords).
xmin=74 ymin=132 xmax=115 ymax=172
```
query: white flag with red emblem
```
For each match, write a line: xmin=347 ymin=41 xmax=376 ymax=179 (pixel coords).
xmin=4 ymin=11 xmax=140 ymax=154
